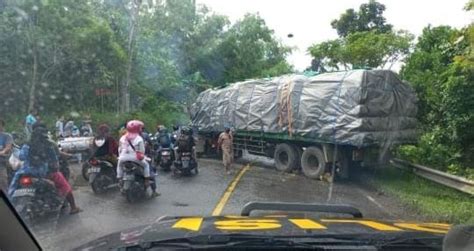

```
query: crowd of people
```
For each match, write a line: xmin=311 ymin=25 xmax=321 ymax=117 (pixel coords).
xmin=0 ymin=110 xmax=235 ymax=217
xmin=22 ymin=109 xmax=94 ymax=142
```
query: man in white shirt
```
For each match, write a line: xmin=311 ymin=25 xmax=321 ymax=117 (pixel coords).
xmin=55 ymin=115 xmax=65 ymax=138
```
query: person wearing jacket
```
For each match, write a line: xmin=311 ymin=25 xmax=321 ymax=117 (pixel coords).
xmin=93 ymin=124 xmax=118 ymax=167
xmin=8 ymin=124 xmax=81 ymax=214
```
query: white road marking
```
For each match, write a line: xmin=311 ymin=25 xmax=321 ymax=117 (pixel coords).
xmin=366 ymin=195 xmax=384 ymax=209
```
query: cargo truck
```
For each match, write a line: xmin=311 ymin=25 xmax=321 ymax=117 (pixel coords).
xmin=190 ymin=70 xmax=418 ymax=179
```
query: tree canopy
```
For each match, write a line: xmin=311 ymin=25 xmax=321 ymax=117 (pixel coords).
xmin=330 ymin=0 xmax=392 ymax=37
xmin=0 ymin=0 xmax=291 ymax=126
xmin=308 ymin=0 xmax=412 ymax=71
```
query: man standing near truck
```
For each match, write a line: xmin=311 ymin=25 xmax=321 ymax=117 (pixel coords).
xmin=217 ymin=127 xmax=233 ymax=174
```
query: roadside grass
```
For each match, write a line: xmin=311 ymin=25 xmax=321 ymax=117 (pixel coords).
xmin=364 ymin=165 xmax=474 ymax=224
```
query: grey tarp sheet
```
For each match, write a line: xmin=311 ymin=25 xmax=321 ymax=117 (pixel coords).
xmin=190 ymin=70 xmax=418 ymax=147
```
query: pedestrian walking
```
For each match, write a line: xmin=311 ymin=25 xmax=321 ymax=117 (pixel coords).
xmin=0 ymin=119 xmax=13 ymax=192
xmin=217 ymin=127 xmax=234 ymax=174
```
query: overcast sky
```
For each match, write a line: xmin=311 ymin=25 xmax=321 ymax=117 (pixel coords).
xmin=197 ymin=0 xmax=473 ymax=71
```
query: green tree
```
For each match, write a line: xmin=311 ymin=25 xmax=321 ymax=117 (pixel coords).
xmin=309 ymin=0 xmax=411 ymax=71
xmin=400 ymin=21 xmax=474 ymax=175
xmin=0 ymin=0 xmax=293 ymax=128
xmin=0 ymin=0 xmax=127 ymax=116
xmin=400 ymin=26 xmax=459 ymax=123
xmin=216 ymin=13 xmax=292 ymax=84
xmin=331 ymin=0 xmax=392 ymax=37
xmin=309 ymin=30 xmax=412 ymax=70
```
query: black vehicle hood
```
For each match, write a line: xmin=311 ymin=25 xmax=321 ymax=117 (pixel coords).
xmin=73 ymin=215 xmax=450 ymax=250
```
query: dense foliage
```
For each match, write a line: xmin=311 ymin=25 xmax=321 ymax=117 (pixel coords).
xmin=0 ymin=0 xmax=291 ymax=128
xmin=399 ymin=21 xmax=474 ymax=178
xmin=308 ymin=1 xmax=412 ymax=71
xmin=330 ymin=0 xmax=393 ymax=37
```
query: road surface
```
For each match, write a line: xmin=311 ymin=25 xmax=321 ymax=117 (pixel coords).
xmin=27 ymin=155 xmax=416 ymax=250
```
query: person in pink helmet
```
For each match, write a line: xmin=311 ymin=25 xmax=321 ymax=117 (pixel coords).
xmin=117 ymin=120 xmax=159 ymax=197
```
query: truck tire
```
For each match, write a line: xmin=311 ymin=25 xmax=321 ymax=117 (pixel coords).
xmin=274 ymin=144 xmax=298 ymax=172
xmin=234 ymin=149 xmax=243 ymax=159
xmin=301 ymin=147 xmax=325 ymax=179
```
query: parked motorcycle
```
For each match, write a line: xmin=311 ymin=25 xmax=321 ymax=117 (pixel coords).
xmin=173 ymin=150 xmax=198 ymax=175
xmin=86 ymin=157 xmax=116 ymax=194
xmin=121 ymin=161 xmax=154 ymax=203
xmin=10 ymin=175 xmax=64 ymax=224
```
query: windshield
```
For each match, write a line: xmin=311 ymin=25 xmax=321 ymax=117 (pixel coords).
xmin=0 ymin=0 xmax=473 ymax=250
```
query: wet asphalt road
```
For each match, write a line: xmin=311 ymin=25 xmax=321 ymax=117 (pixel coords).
xmin=30 ymin=155 xmax=416 ymax=250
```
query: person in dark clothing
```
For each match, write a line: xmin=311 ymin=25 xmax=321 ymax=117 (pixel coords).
xmin=156 ymin=127 xmax=173 ymax=148
xmin=9 ymin=123 xmax=81 ymax=214
xmin=93 ymin=124 xmax=118 ymax=167
xmin=176 ymin=127 xmax=195 ymax=160
xmin=155 ymin=127 xmax=174 ymax=164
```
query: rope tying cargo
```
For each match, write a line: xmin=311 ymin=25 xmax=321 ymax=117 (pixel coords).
xmin=278 ymin=80 xmax=294 ymax=137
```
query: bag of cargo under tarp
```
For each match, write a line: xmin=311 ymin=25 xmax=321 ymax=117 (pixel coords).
xmin=58 ymin=137 xmax=93 ymax=152
xmin=190 ymin=69 xmax=418 ymax=148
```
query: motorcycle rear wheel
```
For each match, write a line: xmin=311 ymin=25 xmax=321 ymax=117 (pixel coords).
xmin=125 ymin=190 xmax=135 ymax=203
xmin=160 ymin=163 xmax=171 ymax=172
xmin=13 ymin=197 xmax=35 ymax=225
xmin=91 ymin=179 xmax=103 ymax=194
xmin=81 ymin=162 xmax=90 ymax=181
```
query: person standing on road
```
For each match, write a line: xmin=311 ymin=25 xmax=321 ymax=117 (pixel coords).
xmin=63 ymin=119 xmax=75 ymax=138
xmin=80 ymin=116 xmax=93 ymax=136
xmin=217 ymin=127 xmax=234 ymax=174
xmin=0 ymin=119 xmax=13 ymax=191
xmin=55 ymin=115 xmax=65 ymax=139
xmin=25 ymin=109 xmax=38 ymax=140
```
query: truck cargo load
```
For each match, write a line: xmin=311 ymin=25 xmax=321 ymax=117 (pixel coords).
xmin=191 ymin=69 xmax=418 ymax=148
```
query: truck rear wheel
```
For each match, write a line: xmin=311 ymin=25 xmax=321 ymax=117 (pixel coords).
xmin=274 ymin=144 xmax=298 ymax=172
xmin=301 ymin=147 xmax=325 ymax=179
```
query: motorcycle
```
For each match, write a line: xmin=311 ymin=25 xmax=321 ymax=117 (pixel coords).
xmin=121 ymin=161 xmax=154 ymax=203
xmin=10 ymin=175 xmax=64 ymax=224
xmin=173 ymin=150 xmax=198 ymax=175
xmin=81 ymin=137 xmax=107 ymax=182
xmin=158 ymin=147 xmax=174 ymax=171
xmin=86 ymin=157 xmax=116 ymax=194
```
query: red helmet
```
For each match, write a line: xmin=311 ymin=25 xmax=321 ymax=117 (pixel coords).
xmin=126 ymin=120 xmax=144 ymax=134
